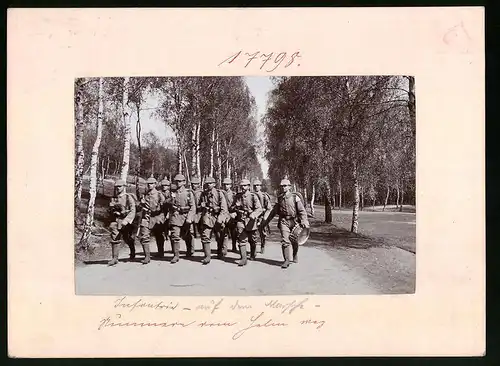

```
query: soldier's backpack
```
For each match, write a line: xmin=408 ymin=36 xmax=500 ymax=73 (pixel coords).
xmin=291 ymin=191 xmax=305 ymax=223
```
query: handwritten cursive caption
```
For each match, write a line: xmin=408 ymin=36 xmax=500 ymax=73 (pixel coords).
xmin=98 ymin=296 xmax=326 ymax=340
xmin=218 ymin=51 xmax=302 ymax=72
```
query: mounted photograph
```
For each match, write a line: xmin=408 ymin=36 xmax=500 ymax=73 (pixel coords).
xmin=74 ymin=75 xmax=416 ymax=296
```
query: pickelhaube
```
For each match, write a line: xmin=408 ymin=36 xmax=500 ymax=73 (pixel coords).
xmin=253 ymin=179 xmax=262 ymax=185
xmin=280 ymin=178 xmax=291 ymax=186
xmin=205 ymin=177 xmax=216 ymax=184
xmin=174 ymin=174 xmax=185 ymax=182
xmin=161 ymin=179 xmax=171 ymax=186
xmin=114 ymin=179 xmax=125 ymax=187
xmin=239 ymin=179 xmax=251 ymax=186
xmin=146 ymin=177 xmax=157 ymax=184
xmin=222 ymin=178 xmax=232 ymax=184
xmin=191 ymin=176 xmax=201 ymax=184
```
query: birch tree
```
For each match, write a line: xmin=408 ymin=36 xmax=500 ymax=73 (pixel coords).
xmin=74 ymin=78 xmax=86 ymax=220
xmin=79 ymin=77 xmax=104 ymax=249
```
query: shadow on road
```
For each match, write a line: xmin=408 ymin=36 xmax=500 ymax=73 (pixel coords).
xmin=254 ymin=257 xmax=283 ymax=267
xmin=304 ymin=222 xmax=385 ymax=250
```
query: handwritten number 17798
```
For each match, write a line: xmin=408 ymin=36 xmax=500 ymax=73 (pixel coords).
xmin=218 ymin=51 xmax=301 ymax=72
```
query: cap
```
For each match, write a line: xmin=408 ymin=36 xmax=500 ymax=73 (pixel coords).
xmin=205 ymin=177 xmax=216 ymax=184
xmin=114 ymin=179 xmax=125 ymax=187
xmin=253 ymin=179 xmax=262 ymax=185
xmin=161 ymin=179 xmax=170 ymax=186
xmin=280 ymin=179 xmax=291 ymax=186
xmin=146 ymin=177 xmax=157 ymax=184
xmin=239 ymin=179 xmax=251 ymax=186
xmin=174 ymin=174 xmax=185 ymax=182
xmin=191 ymin=177 xmax=201 ymax=184
xmin=222 ymin=178 xmax=232 ymax=184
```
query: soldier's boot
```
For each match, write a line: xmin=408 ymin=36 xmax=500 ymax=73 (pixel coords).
xmin=156 ymin=241 xmax=165 ymax=258
xmin=231 ymin=236 xmax=238 ymax=253
xmin=108 ymin=242 xmax=119 ymax=266
xmin=281 ymin=246 xmax=291 ymax=269
xmin=185 ymin=237 xmax=193 ymax=257
xmin=170 ymin=242 xmax=180 ymax=264
xmin=260 ymin=241 xmax=265 ymax=255
xmin=249 ymin=242 xmax=257 ymax=261
xmin=238 ymin=245 xmax=248 ymax=267
xmin=141 ymin=243 xmax=151 ymax=264
xmin=201 ymin=243 xmax=211 ymax=265
xmin=292 ymin=243 xmax=299 ymax=263
xmin=128 ymin=241 xmax=136 ymax=260
xmin=222 ymin=239 xmax=228 ymax=257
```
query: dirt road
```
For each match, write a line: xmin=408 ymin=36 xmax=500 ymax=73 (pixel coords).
xmin=75 ymin=213 xmax=416 ymax=296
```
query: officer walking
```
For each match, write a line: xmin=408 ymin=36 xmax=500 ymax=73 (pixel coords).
xmin=221 ymin=178 xmax=237 ymax=253
xmin=185 ymin=176 xmax=203 ymax=257
xmin=160 ymin=179 xmax=172 ymax=254
xmin=168 ymin=174 xmax=196 ymax=263
xmin=138 ymin=177 xmax=166 ymax=264
xmin=263 ymin=178 xmax=310 ymax=268
xmin=199 ymin=177 xmax=228 ymax=264
xmin=228 ymin=179 xmax=263 ymax=266
xmin=253 ymin=179 xmax=272 ymax=254
xmin=108 ymin=179 xmax=137 ymax=266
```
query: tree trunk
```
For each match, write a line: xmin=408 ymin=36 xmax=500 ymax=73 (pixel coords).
xmin=216 ymin=130 xmax=222 ymax=184
xmin=383 ymin=185 xmax=390 ymax=211
xmin=408 ymin=76 xmax=416 ymax=139
xmin=400 ymin=184 xmax=404 ymax=212
xmin=79 ymin=77 xmax=104 ymax=249
xmin=310 ymin=184 xmax=316 ymax=217
xmin=325 ymin=183 xmax=332 ymax=223
xmin=351 ymin=161 xmax=359 ymax=233
xmin=360 ymin=186 xmax=364 ymax=211
xmin=191 ymin=119 xmax=201 ymax=178
xmin=303 ymin=186 xmax=308 ymax=210
xmin=396 ymin=184 xmax=400 ymax=207
xmin=209 ymin=128 xmax=215 ymax=177
xmin=105 ymin=155 xmax=110 ymax=178
xmin=177 ymin=140 xmax=183 ymax=174
xmin=226 ymin=149 xmax=231 ymax=179
xmin=120 ymin=77 xmax=132 ymax=181
xmin=338 ymin=166 xmax=342 ymax=209
xmin=135 ymin=102 xmax=142 ymax=198
xmin=74 ymin=78 xmax=86 ymax=220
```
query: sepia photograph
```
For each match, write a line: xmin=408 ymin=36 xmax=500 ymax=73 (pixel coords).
xmin=74 ymin=75 xmax=417 ymax=296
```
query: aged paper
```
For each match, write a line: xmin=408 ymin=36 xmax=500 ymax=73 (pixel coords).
xmin=7 ymin=7 xmax=485 ymax=357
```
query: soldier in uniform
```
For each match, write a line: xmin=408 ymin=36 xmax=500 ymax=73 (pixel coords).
xmin=228 ymin=179 xmax=263 ymax=266
xmin=221 ymin=178 xmax=237 ymax=253
xmin=168 ymin=174 xmax=196 ymax=263
xmin=184 ymin=176 xmax=203 ymax=257
xmin=160 ymin=179 xmax=172 ymax=254
xmin=108 ymin=179 xmax=137 ymax=266
xmin=138 ymin=177 xmax=166 ymax=264
xmin=263 ymin=178 xmax=310 ymax=268
xmin=199 ymin=177 xmax=228 ymax=264
xmin=253 ymin=179 xmax=272 ymax=254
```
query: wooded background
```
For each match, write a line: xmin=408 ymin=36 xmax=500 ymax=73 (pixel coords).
xmin=74 ymin=76 xmax=415 ymax=249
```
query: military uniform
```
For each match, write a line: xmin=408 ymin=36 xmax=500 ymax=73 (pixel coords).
xmin=160 ymin=179 xmax=172 ymax=254
xmin=265 ymin=179 xmax=309 ymax=268
xmin=168 ymin=174 xmax=196 ymax=264
xmin=221 ymin=178 xmax=238 ymax=252
xmin=185 ymin=177 xmax=203 ymax=256
xmin=253 ymin=179 xmax=272 ymax=254
xmin=229 ymin=179 xmax=263 ymax=266
xmin=108 ymin=179 xmax=136 ymax=266
xmin=199 ymin=177 xmax=228 ymax=264
xmin=139 ymin=177 xmax=166 ymax=264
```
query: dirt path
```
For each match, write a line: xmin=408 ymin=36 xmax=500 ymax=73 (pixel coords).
xmin=75 ymin=215 xmax=416 ymax=296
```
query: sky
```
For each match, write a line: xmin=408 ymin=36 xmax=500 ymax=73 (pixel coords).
xmin=132 ymin=76 xmax=274 ymax=178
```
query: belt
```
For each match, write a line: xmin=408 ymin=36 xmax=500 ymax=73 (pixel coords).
xmin=282 ymin=215 xmax=296 ymax=220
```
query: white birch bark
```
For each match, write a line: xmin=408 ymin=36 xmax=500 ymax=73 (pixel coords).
xmin=74 ymin=78 xmax=86 ymax=217
xmin=310 ymin=184 xmax=316 ymax=216
xmin=79 ymin=77 xmax=104 ymax=248
xmin=120 ymin=77 xmax=132 ymax=182
xmin=216 ymin=130 xmax=222 ymax=184
xmin=351 ymin=161 xmax=360 ymax=233
xmin=209 ymin=128 xmax=215 ymax=177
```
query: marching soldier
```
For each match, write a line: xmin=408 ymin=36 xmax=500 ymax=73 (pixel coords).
xmin=184 ymin=176 xmax=203 ymax=256
xmin=221 ymin=178 xmax=238 ymax=253
xmin=107 ymin=179 xmax=137 ymax=266
xmin=168 ymin=174 xmax=196 ymax=263
xmin=160 ymin=179 xmax=172 ymax=252
xmin=199 ymin=177 xmax=228 ymax=264
xmin=228 ymin=179 xmax=263 ymax=266
xmin=253 ymin=179 xmax=272 ymax=254
xmin=263 ymin=178 xmax=310 ymax=269
xmin=138 ymin=177 xmax=166 ymax=263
